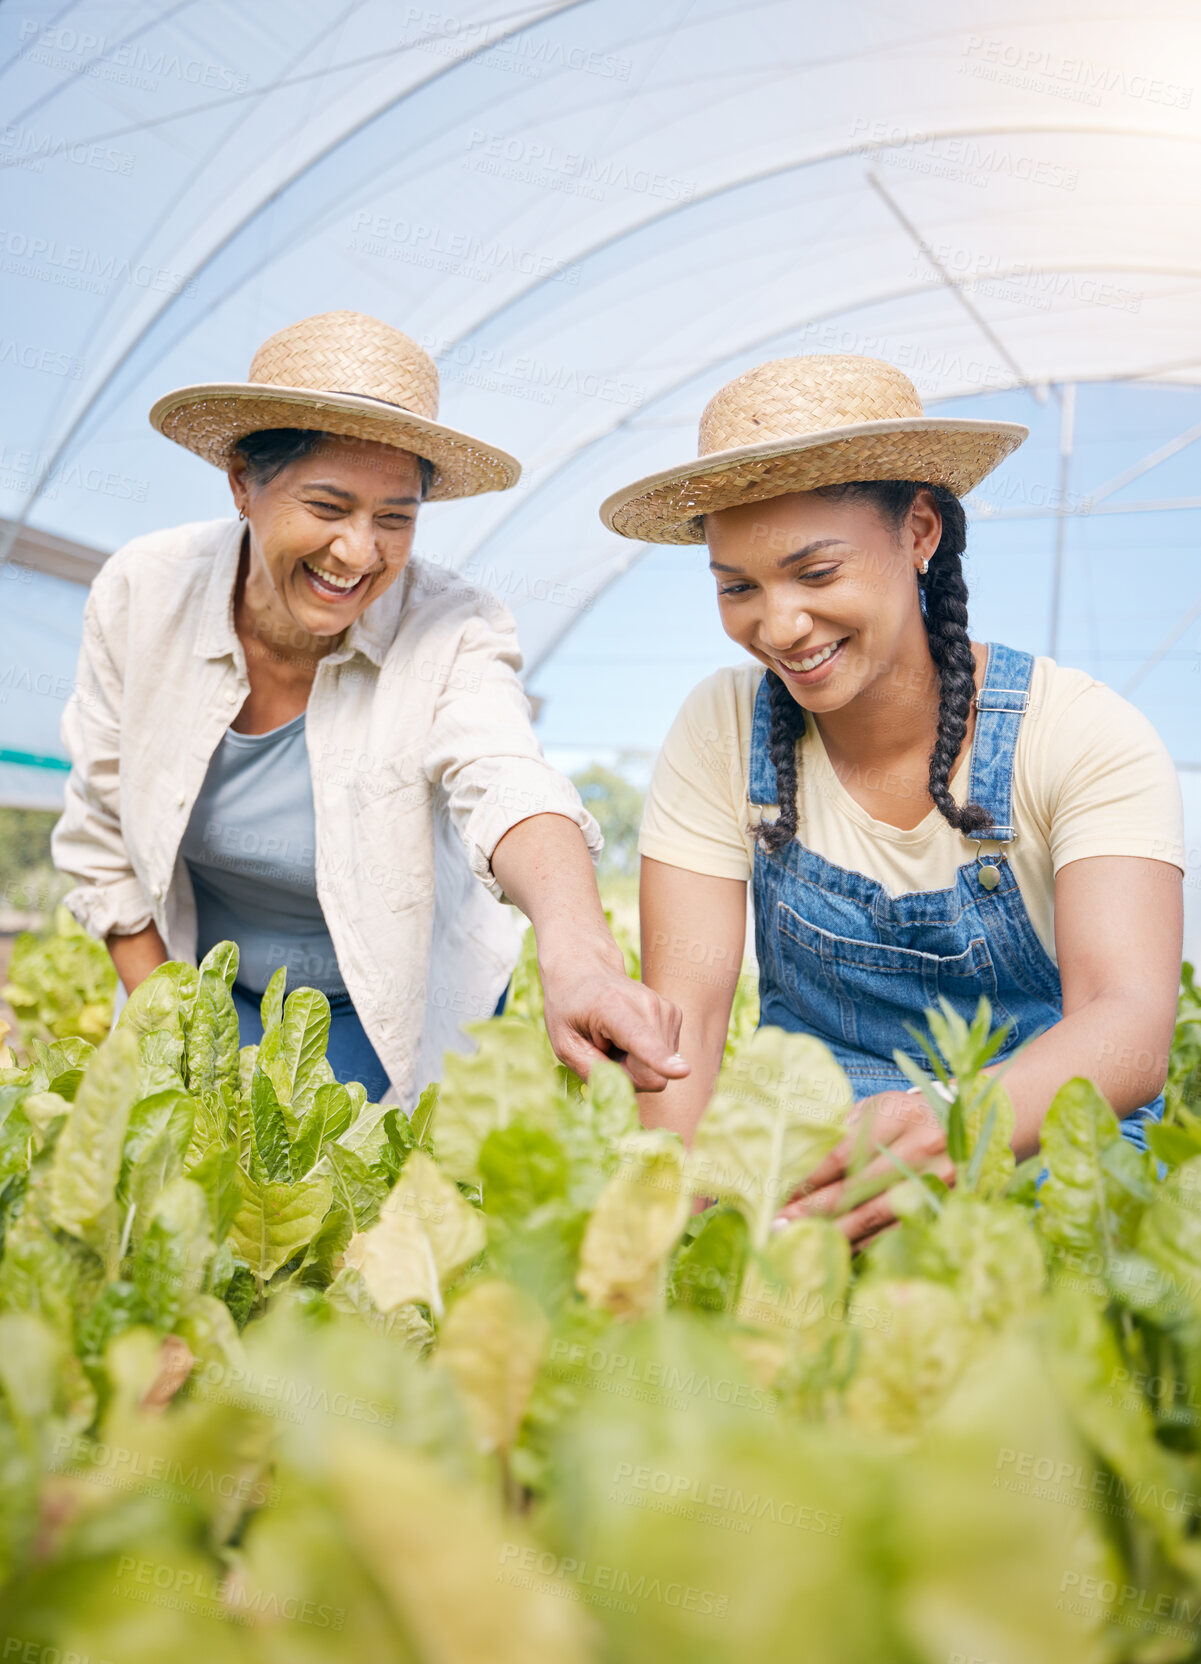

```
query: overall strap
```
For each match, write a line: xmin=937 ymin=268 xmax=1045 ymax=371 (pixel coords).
xmin=749 ymin=670 xmax=781 ymax=807
xmin=748 ymin=648 xmax=1035 ymax=834
xmin=965 ymin=642 xmax=1035 ymax=843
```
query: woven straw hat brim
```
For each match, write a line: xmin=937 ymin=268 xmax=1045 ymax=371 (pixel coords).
xmin=600 ymin=417 xmax=1028 ymax=544
xmin=149 ymin=382 xmax=521 ymax=501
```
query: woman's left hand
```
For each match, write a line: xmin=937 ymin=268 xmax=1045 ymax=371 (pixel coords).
xmin=777 ymin=1090 xmax=954 ymax=1245
xmin=539 ymin=943 xmax=689 ymax=1092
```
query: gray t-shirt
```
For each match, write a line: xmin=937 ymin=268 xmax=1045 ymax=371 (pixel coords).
xmin=180 ymin=712 xmax=346 ymax=998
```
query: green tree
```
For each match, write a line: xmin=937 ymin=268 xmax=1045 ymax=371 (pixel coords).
xmin=0 ymin=808 xmax=63 ymax=915
xmin=570 ymin=764 xmax=644 ymax=880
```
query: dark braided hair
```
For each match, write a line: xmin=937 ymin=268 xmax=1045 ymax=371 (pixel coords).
xmin=756 ymin=479 xmax=992 ymax=854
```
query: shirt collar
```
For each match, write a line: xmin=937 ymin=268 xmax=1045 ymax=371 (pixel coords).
xmin=195 ymin=518 xmax=244 ymax=661
xmin=339 ymin=566 xmax=406 ymax=669
xmin=194 ymin=517 xmax=407 ymax=671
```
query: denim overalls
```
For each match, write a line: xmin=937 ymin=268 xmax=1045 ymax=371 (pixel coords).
xmin=750 ymin=641 xmax=1161 ymax=1149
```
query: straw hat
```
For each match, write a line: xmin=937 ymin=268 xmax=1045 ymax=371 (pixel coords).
xmin=600 ymin=355 xmax=1027 ymax=543
xmin=149 ymin=310 xmax=520 ymax=501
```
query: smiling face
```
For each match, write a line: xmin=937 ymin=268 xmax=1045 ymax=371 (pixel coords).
xmin=228 ymin=435 xmax=424 ymax=650
xmin=704 ymin=487 xmax=943 ymax=715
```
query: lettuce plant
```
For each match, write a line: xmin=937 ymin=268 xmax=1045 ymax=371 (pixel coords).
xmin=2 ymin=905 xmax=116 ymax=1046
xmin=0 ymin=944 xmax=1196 ymax=1662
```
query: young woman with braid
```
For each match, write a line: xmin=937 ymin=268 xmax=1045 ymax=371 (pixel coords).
xmin=600 ymin=356 xmax=1185 ymax=1245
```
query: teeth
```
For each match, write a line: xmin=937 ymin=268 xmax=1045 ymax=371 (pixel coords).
xmin=782 ymin=639 xmax=843 ymax=673
xmin=305 ymin=562 xmax=362 ymax=592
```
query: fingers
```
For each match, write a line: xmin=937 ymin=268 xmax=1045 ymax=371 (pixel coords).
xmin=552 ymin=1029 xmax=667 ymax=1090
xmin=550 ymin=1029 xmax=612 ymax=1082
xmin=842 ymin=1135 xmax=945 ymax=1206
xmin=857 ymin=1091 xmax=936 ymax=1145
xmin=800 ymin=1101 xmax=877 ymax=1196
xmin=838 ymin=1153 xmax=955 ymax=1244
xmin=854 ymin=1218 xmax=900 ymax=1253
xmin=555 ymin=1036 xmax=684 ymax=1093
xmin=626 ymin=1058 xmax=688 ymax=1093
xmin=547 ymin=984 xmax=689 ymax=1090
xmin=786 ymin=1096 xmax=891 ymax=1201
xmin=778 ymin=1164 xmax=895 ymax=1226
xmin=594 ymin=986 xmax=688 ymax=1093
xmin=825 ymin=1094 xmax=944 ymax=1199
xmin=798 ymin=1138 xmax=854 ymax=1197
xmin=837 ymin=1190 xmax=902 ymax=1245
xmin=775 ymin=1118 xmax=952 ymax=1232
xmin=538 ymin=955 xmax=688 ymax=1092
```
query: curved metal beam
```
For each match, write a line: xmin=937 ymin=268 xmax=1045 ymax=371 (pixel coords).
xmin=39 ymin=108 xmax=1197 ymax=528
xmin=458 ymin=255 xmax=1201 ymax=608
xmin=435 ymin=120 xmax=1201 ymax=355
xmin=5 ymin=0 xmax=200 ymax=127
xmin=509 ymin=274 xmax=1201 ymax=675
xmin=0 ymin=0 xmax=85 ymax=80
xmin=51 ymin=0 xmax=372 ymax=468
xmin=523 ymin=540 xmax=653 ymax=686
xmin=0 ymin=0 xmax=593 ymax=565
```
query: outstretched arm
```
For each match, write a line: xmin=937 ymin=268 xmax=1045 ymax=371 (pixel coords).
xmin=424 ymin=596 xmax=690 ymax=1091
xmin=491 ymin=815 xmax=689 ymax=1092
xmin=636 ymin=856 xmax=748 ymax=1140
xmin=790 ymin=853 xmax=1184 ymax=1243
xmin=1008 ymin=852 xmax=1182 ymax=1146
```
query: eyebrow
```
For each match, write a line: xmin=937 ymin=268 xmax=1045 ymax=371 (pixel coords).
xmin=303 ymin=481 xmax=420 ymax=506
xmin=708 ymin=538 xmax=846 ymax=574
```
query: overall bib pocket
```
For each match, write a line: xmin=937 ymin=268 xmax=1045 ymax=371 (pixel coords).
xmin=775 ymin=901 xmax=1018 ymax=1064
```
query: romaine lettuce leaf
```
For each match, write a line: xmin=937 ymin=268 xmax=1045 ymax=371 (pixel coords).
xmin=1134 ymin=1154 xmax=1201 ymax=1327
xmin=179 ymin=943 xmax=239 ymax=1104
xmin=47 ymin=1026 xmax=140 ymax=1268
xmin=256 ymin=987 xmax=333 ymax=1131
xmin=577 ymin=1130 xmax=689 ymax=1319
xmin=669 ymin=1207 xmax=749 ymax=1316
xmin=344 ymin=1151 xmax=485 ymax=1318
xmin=323 ymin=1142 xmax=388 ymax=1232
xmin=434 ymin=1019 xmax=563 ymax=1183
xmin=737 ymin=1215 xmax=850 ymax=1335
xmin=230 ymin=1171 xmax=333 ymax=1281
xmin=1037 ymin=1077 xmax=1149 ymax=1277
xmin=479 ymin=1118 xmax=569 ymax=1222
xmin=845 ymin=1279 xmax=970 ymax=1436
xmin=130 ymin=1176 xmax=214 ymax=1329
xmin=438 ymin=1278 xmax=549 ymax=1457
xmin=291 ymin=1080 xmax=353 ymax=1179
xmin=687 ymin=1027 xmax=850 ymax=1248
xmin=247 ymin=1068 xmax=291 ymax=1183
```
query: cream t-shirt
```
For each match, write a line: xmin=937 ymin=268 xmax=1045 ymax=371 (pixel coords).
xmin=639 ymin=656 xmax=1185 ymax=962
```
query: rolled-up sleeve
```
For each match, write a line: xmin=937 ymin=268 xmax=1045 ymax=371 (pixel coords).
xmin=51 ymin=581 xmax=154 ymax=941
xmin=422 ymin=597 xmax=602 ymax=901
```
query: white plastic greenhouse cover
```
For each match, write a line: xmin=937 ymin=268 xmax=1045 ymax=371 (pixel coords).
xmin=2 ymin=0 xmax=1200 ymax=948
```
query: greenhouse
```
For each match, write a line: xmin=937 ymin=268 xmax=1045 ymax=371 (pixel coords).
xmin=1 ymin=2 xmax=1201 ymax=1660
xmin=2 ymin=1 xmax=1199 ymax=946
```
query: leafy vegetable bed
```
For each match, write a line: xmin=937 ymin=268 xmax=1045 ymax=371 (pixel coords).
xmin=2 ymin=906 xmax=116 ymax=1048
xmin=0 ymin=940 xmax=1199 ymax=1663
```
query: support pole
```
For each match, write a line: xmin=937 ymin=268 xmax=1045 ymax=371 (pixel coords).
xmin=1049 ymin=383 xmax=1076 ymax=660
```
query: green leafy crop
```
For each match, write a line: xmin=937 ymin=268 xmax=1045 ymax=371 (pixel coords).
xmin=2 ymin=906 xmax=116 ymax=1047
xmin=0 ymin=943 xmax=1196 ymax=1663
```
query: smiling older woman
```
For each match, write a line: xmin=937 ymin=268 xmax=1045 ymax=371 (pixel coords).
xmin=52 ymin=311 xmax=686 ymax=1107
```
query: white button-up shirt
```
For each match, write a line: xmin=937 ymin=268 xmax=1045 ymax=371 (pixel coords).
xmin=52 ymin=517 xmax=601 ymax=1107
